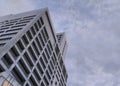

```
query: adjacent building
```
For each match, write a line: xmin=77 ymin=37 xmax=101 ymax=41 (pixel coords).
xmin=0 ymin=8 xmax=68 ymax=86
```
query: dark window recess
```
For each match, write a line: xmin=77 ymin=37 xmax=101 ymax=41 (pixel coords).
xmin=26 ymin=30 xmax=32 ymax=40
xmin=34 ymin=23 xmax=39 ymax=32
xmin=60 ymin=58 xmax=63 ymax=68
xmin=58 ymin=66 xmax=61 ymax=73
xmin=6 ymin=28 xmax=22 ymax=32
xmin=12 ymin=66 xmax=25 ymax=84
xmin=47 ymin=44 xmax=52 ymax=55
xmin=35 ymin=37 xmax=42 ymax=51
xmin=50 ymin=60 xmax=54 ymax=70
xmin=29 ymin=76 xmax=37 ymax=86
xmin=40 ymin=17 xmax=44 ymax=25
xmin=10 ymin=46 xmax=19 ymax=59
xmin=11 ymin=24 xmax=26 ymax=28
xmin=53 ymin=53 xmax=57 ymax=63
xmin=32 ymin=41 xmax=40 ymax=56
xmin=33 ymin=69 xmax=41 ymax=81
xmin=37 ymin=20 xmax=41 ymax=28
xmin=48 ymin=41 xmax=53 ymax=50
xmin=63 ymin=65 xmax=66 ymax=77
xmin=55 ymin=45 xmax=60 ymax=56
xmin=2 ymin=54 xmax=13 ymax=68
xmin=22 ymin=35 xmax=29 ymax=46
xmin=38 ymin=33 xmax=45 ymax=46
xmin=40 ymin=58 xmax=46 ymax=69
xmin=19 ymin=58 xmax=30 ymax=76
xmin=40 ymin=82 xmax=45 ymax=86
xmin=0 ymin=31 xmax=4 ymax=33
xmin=30 ymin=27 xmax=36 ymax=36
xmin=0 ymin=27 xmax=9 ymax=30
xmin=23 ymin=52 xmax=34 ymax=68
xmin=45 ymin=48 xmax=50 ymax=59
xmin=55 ymin=82 xmax=57 ymax=85
xmin=0 ymin=64 xmax=5 ymax=73
xmin=51 ymin=56 xmax=55 ymax=65
xmin=44 ymin=76 xmax=49 ymax=85
xmin=16 ymin=40 xmax=24 ymax=52
xmin=56 ymin=74 xmax=59 ymax=81
xmin=37 ymin=63 xmax=43 ymax=75
xmin=25 ymin=83 xmax=29 ymax=86
xmin=48 ymin=65 xmax=52 ymax=75
xmin=46 ymin=70 xmax=51 ymax=80
xmin=16 ymin=21 xmax=30 ymax=25
xmin=0 ymin=43 xmax=5 ymax=47
xmin=41 ymin=29 xmax=47 ymax=42
xmin=42 ymin=52 xmax=48 ymax=64
xmin=43 ymin=27 xmax=49 ymax=40
xmin=28 ymin=46 xmax=37 ymax=62
xmin=0 ymin=32 xmax=17 ymax=37
xmin=0 ymin=37 xmax=12 ymax=41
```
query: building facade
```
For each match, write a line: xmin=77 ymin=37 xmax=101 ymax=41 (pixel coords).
xmin=0 ymin=8 xmax=68 ymax=86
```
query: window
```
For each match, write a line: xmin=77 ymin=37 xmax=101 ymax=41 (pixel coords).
xmin=55 ymin=45 xmax=60 ymax=56
xmin=40 ymin=82 xmax=45 ymax=86
xmin=0 ymin=27 xmax=9 ymax=30
xmin=50 ymin=60 xmax=54 ymax=70
xmin=16 ymin=40 xmax=24 ymax=52
xmin=18 ymin=58 xmax=30 ymax=76
xmin=22 ymin=35 xmax=29 ymax=46
xmin=44 ymin=76 xmax=49 ymax=85
xmin=30 ymin=27 xmax=36 ymax=36
xmin=23 ymin=52 xmax=34 ymax=68
xmin=43 ymin=27 xmax=49 ymax=40
xmin=34 ymin=23 xmax=39 ymax=32
xmin=12 ymin=66 xmax=25 ymax=84
xmin=40 ymin=17 xmax=44 ymax=25
xmin=6 ymin=28 xmax=22 ymax=32
xmin=0 ymin=37 xmax=12 ymax=41
xmin=11 ymin=24 xmax=26 ymax=28
xmin=35 ymin=37 xmax=42 ymax=51
xmin=26 ymin=30 xmax=32 ymax=40
xmin=47 ymin=44 xmax=52 ymax=55
xmin=2 ymin=54 xmax=13 ymax=68
xmin=37 ymin=20 xmax=41 ymax=28
xmin=28 ymin=46 xmax=37 ymax=62
xmin=45 ymin=48 xmax=50 ymax=59
xmin=48 ymin=65 xmax=52 ymax=75
xmin=40 ymin=57 xmax=46 ymax=69
xmin=46 ymin=70 xmax=51 ymax=80
xmin=37 ymin=63 xmax=43 ymax=75
xmin=10 ymin=46 xmax=19 ymax=59
xmin=42 ymin=52 xmax=48 ymax=64
xmin=32 ymin=41 xmax=40 ymax=56
xmin=0 ymin=43 xmax=5 ymax=47
xmin=38 ymin=33 xmax=45 ymax=46
xmin=29 ymin=76 xmax=37 ymax=86
xmin=33 ymin=69 xmax=41 ymax=81
xmin=0 ymin=64 xmax=5 ymax=73
xmin=0 ymin=32 xmax=17 ymax=37
xmin=41 ymin=29 xmax=47 ymax=42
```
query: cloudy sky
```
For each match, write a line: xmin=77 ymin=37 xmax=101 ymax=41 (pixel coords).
xmin=1 ymin=0 xmax=120 ymax=86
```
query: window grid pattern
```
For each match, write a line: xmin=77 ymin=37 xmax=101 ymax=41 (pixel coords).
xmin=0 ymin=15 xmax=36 ymax=47
xmin=0 ymin=13 xmax=68 ymax=86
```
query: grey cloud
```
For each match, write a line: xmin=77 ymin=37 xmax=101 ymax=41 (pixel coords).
xmin=1 ymin=0 xmax=120 ymax=86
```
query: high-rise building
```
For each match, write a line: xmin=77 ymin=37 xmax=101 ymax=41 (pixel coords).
xmin=0 ymin=8 xmax=68 ymax=86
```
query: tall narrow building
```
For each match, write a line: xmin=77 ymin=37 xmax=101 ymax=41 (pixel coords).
xmin=0 ymin=8 xmax=68 ymax=86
